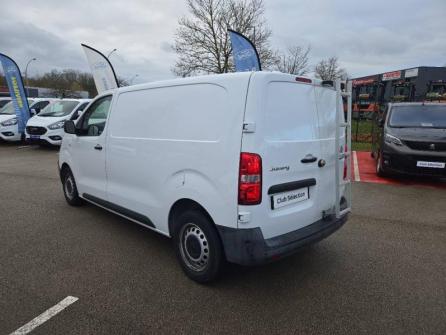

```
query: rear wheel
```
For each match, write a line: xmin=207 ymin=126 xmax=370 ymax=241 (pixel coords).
xmin=62 ymin=168 xmax=83 ymax=206
xmin=173 ymin=210 xmax=223 ymax=283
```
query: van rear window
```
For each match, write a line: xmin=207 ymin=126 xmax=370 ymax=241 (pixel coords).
xmin=264 ymin=82 xmax=317 ymax=141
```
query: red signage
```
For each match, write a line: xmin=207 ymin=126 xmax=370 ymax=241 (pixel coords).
xmin=352 ymin=78 xmax=376 ymax=87
xmin=382 ymin=71 xmax=401 ymax=81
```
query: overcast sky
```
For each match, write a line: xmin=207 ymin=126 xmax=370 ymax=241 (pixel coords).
xmin=1 ymin=0 xmax=445 ymax=83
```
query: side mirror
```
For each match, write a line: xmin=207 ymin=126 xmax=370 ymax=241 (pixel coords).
xmin=71 ymin=111 xmax=79 ymax=120
xmin=30 ymin=108 xmax=37 ymax=115
xmin=378 ymin=118 xmax=385 ymax=128
xmin=64 ymin=120 xmax=76 ymax=134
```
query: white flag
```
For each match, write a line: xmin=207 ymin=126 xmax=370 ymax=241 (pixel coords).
xmin=81 ymin=44 xmax=118 ymax=94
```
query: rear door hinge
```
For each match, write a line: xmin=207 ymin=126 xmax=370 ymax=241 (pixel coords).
xmin=243 ymin=122 xmax=256 ymax=133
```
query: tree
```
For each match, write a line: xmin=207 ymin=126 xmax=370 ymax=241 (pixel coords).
xmin=275 ymin=45 xmax=310 ymax=75
xmin=28 ymin=69 xmax=98 ymax=97
xmin=173 ymin=0 xmax=277 ymax=76
xmin=314 ymin=57 xmax=348 ymax=81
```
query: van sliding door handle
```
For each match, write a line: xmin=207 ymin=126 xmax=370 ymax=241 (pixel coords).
xmin=94 ymin=144 xmax=103 ymax=151
xmin=301 ymin=155 xmax=317 ymax=163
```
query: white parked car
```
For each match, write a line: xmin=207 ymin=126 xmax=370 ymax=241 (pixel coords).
xmin=0 ymin=98 xmax=54 ymax=142
xmin=0 ymin=97 xmax=11 ymax=109
xmin=26 ymin=99 xmax=91 ymax=146
xmin=59 ymin=72 xmax=351 ymax=282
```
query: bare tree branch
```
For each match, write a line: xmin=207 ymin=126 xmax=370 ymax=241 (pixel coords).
xmin=275 ymin=45 xmax=311 ymax=75
xmin=172 ymin=0 xmax=277 ymax=76
xmin=314 ymin=57 xmax=348 ymax=81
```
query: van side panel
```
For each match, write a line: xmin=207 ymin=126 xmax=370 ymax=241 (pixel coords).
xmin=106 ymin=79 xmax=249 ymax=235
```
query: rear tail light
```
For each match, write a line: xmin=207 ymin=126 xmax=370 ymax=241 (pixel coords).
xmin=343 ymin=145 xmax=348 ymax=180
xmin=238 ymin=152 xmax=262 ymax=205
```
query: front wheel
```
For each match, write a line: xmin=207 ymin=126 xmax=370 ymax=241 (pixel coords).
xmin=173 ymin=210 xmax=223 ymax=283
xmin=376 ymin=153 xmax=387 ymax=177
xmin=62 ymin=168 xmax=83 ymax=206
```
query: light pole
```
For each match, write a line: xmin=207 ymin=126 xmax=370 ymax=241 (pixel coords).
xmin=107 ymin=48 xmax=117 ymax=59
xmin=24 ymin=57 xmax=37 ymax=88
xmin=129 ymin=74 xmax=139 ymax=84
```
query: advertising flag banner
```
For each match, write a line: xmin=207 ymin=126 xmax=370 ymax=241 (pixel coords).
xmin=81 ymin=44 xmax=118 ymax=94
xmin=0 ymin=53 xmax=30 ymax=133
xmin=228 ymin=29 xmax=261 ymax=72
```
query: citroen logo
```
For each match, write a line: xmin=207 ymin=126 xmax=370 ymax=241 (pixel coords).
xmin=429 ymin=143 xmax=436 ymax=151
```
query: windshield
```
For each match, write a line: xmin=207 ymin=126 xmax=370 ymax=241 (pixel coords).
xmin=389 ymin=105 xmax=446 ymax=128
xmin=38 ymin=101 xmax=79 ymax=117
xmin=0 ymin=99 xmax=35 ymax=115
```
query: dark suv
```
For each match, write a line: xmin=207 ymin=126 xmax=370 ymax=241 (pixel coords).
xmin=372 ymin=103 xmax=446 ymax=178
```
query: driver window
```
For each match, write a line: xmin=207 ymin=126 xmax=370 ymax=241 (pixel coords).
xmin=79 ymin=96 xmax=112 ymax=136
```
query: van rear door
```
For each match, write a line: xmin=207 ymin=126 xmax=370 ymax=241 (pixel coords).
xmin=241 ymin=74 xmax=325 ymax=239
xmin=314 ymin=85 xmax=343 ymax=215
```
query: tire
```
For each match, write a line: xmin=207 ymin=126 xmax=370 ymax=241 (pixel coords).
xmin=172 ymin=210 xmax=223 ymax=283
xmin=376 ymin=153 xmax=387 ymax=177
xmin=62 ymin=168 xmax=83 ymax=206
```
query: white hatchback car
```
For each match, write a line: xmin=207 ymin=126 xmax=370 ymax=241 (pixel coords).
xmin=0 ymin=98 xmax=54 ymax=142
xmin=26 ymin=99 xmax=90 ymax=146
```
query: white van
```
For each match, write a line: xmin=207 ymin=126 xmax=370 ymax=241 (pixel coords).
xmin=0 ymin=98 xmax=54 ymax=142
xmin=25 ymin=99 xmax=91 ymax=146
xmin=59 ymin=72 xmax=351 ymax=282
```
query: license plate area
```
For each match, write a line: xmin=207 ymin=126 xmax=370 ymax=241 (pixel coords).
xmin=271 ymin=187 xmax=309 ymax=210
xmin=30 ymin=135 xmax=40 ymax=139
xmin=416 ymin=161 xmax=445 ymax=169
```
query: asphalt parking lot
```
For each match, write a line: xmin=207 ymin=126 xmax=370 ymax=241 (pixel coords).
xmin=1 ymin=143 xmax=445 ymax=335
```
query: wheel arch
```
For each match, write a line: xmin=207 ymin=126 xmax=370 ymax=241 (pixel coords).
xmin=59 ymin=162 xmax=71 ymax=181
xmin=168 ymin=198 xmax=216 ymax=237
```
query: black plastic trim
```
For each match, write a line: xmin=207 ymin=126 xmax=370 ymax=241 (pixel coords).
xmin=267 ymin=178 xmax=316 ymax=195
xmin=82 ymin=193 xmax=155 ymax=228
xmin=216 ymin=213 xmax=348 ymax=266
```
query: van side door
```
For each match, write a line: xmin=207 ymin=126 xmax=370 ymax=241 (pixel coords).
xmin=70 ymin=95 xmax=112 ymax=200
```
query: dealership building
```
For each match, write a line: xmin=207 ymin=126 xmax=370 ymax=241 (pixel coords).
xmin=352 ymin=66 xmax=446 ymax=104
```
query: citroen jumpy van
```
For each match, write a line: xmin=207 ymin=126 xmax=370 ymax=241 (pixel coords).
xmin=59 ymin=72 xmax=351 ymax=282
xmin=26 ymin=99 xmax=91 ymax=146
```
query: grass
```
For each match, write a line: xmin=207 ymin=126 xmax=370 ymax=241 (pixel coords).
xmin=352 ymin=141 xmax=372 ymax=151
xmin=351 ymin=119 xmax=374 ymax=152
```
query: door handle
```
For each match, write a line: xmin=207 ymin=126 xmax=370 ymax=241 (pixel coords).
xmin=94 ymin=144 xmax=103 ymax=151
xmin=301 ymin=154 xmax=317 ymax=163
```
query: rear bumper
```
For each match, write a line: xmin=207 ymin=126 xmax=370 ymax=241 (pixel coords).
xmin=216 ymin=214 xmax=348 ymax=266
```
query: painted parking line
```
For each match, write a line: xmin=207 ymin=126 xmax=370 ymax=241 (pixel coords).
xmin=10 ymin=296 xmax=78 ymax=335
xmin=352 ymin=151 xmax=446 ymax=189
xmin=352 ymin=151 xmax=360 ymax=182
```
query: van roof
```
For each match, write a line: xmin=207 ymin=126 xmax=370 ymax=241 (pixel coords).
xmin=114 ymin=72 xmax=325 ymax=94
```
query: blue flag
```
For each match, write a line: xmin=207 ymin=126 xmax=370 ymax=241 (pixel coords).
xmin=228 ymin=29 xmax=261 ymax=72
xmin=0 ymin=53 xmax=30 ymax=133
